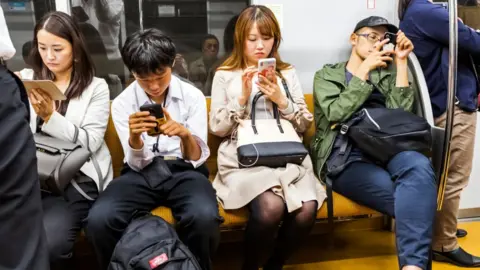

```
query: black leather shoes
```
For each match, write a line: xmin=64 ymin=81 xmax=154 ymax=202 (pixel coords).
xmin=433 ymin=247 xmax=480 ymax=267
xmin=457 ymin=228 xmax=468 ymax=238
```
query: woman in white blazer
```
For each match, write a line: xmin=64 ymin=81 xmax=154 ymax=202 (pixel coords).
xmin=16 ymin=12 xmax=112 ymax=269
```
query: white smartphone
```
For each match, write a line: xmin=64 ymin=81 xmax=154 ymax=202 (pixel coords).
xmin=22 ymin=80 xmax=67 ymax=101
xmin=258 ymin=58 xmax=276 ymax=81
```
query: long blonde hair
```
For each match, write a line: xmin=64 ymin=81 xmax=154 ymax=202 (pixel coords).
xmin=218 ymin=5 xmax=290 ymax=71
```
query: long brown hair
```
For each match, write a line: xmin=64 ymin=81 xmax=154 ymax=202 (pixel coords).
xmin=219 ymin=5 xmax=290 ymax=71
xmin=31 ymin=11 xmax=94 ymax=113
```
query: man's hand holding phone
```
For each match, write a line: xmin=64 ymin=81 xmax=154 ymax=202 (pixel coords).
xmin=128 ymin=111 xmax=157 ymax=149
xmin=394 ymin=30 xmax=414 ymax=61
xmin=158 ymin=109 xmax=190 ymax=139
xmin=128 ymin=106 xmax=191 ymax=150
xmin=355 ymin=38 xmax=394 ymax=81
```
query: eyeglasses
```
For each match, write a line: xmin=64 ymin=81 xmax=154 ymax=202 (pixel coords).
xmin=357 ymin=33 xmax=384 ymax=44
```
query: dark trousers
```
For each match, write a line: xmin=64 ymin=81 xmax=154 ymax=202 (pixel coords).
xmin=331 ymin=151 xmax=437 ymax=269
xmin=0 ymin=65 xmax=49 ymax=270
xmin=42 ymin=179 xmax=98 ymax=269
xmin=86 ymin=160 xmax=222 ymax=270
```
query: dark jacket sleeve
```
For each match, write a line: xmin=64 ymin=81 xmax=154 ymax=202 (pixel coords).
xmin=414 ymin=5 xmax=480 ymax=54
xmin=0 ymin=65 xmax=49 ymax=270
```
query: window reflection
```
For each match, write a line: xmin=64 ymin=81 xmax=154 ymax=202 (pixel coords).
xmin=458 ymin=0 xmax=480 ymax=30
xmin=67 ymin=0 xmax=248 ymax=98
xmin=2 ymin=0 xmax=55 ymax=71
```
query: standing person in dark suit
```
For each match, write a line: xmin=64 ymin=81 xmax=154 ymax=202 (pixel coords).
xmin=0 ymin=6 xmax=50 ymax=270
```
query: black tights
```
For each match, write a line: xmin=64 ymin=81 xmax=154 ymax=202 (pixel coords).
xmin=242 ymin=191 xmax=318 ymax=270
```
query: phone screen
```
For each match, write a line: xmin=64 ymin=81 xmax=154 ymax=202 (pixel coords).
xmin=258 ymin=58 xmax=276 ymax=82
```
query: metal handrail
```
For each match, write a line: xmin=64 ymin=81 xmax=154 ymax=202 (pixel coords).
xmin=437 ymin=0 xmax=458 ymax=210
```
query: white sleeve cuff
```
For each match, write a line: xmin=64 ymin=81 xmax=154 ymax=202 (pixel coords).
xmin=126 ymin=143 xmax=154 ymax=171
xmin=186 ymin=134 xmax=210 ymax=168
xmin=279 ymin=99 xmax=297 ymax=116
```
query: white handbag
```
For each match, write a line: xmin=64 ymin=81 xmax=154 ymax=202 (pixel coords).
xmin=236 ymin=81 xmax=308 ymax=168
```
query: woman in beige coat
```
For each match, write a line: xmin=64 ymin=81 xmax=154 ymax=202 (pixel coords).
xmin=209 ymin=5 xmax=326 ymax=270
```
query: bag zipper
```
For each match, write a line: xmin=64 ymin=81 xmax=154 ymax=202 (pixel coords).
xmin=363 ymin=109 xmax=381 ymax=130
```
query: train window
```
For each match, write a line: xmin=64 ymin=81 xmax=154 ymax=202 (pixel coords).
xmin=457 ymin=0 xmax=480 ymax=30
xmin=70 ymin=0 xmax=249 ymax=98
xmin=432 ymin=0 xmax=480 ymax=35
xmin=2 ymin=0 xmax=56 ymax=72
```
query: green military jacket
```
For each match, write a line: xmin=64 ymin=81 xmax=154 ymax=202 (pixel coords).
xmin=310 ymin=62 xmax=416 ymax=179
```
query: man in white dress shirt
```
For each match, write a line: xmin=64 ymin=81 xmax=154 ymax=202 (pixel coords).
xmin=86 ymin=29 xmax=221 ymax=270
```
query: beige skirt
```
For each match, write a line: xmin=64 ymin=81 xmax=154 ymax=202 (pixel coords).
xmin=212 ymin=140 xmax=327 ymax=213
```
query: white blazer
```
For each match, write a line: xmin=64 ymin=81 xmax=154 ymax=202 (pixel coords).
xmin=20 ymin=69 xmax=114 ymax=190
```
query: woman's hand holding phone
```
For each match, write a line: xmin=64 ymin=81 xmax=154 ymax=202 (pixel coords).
xmin=239 ymin=66 xmax=257 ymax=107
xmin=256 ymin=74 xmax=288 ymax=110
xmin=29 ymin=88 xmax=55 ymax=121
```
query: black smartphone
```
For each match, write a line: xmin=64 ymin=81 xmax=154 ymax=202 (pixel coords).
xmin=384 ymin=32 xmax=397 ymax=47
xmin=139 ymin=104 xmax=167 ymax=136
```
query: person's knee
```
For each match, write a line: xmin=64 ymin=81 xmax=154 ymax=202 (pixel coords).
xmin=293 ymin=201 xmax=318 ymax=228
xmin=183 ymin=202 xmax=221 ymax=234
xmin=250 ymin=195 xmax=285 ymax=228
xmin=85 ymin=200 xmax=117 ymax=239
xmin=396 ymin=151 xmax=436 ymax=186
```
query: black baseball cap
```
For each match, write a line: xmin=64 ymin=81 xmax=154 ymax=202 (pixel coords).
xmin=353 ymin=16 xmax=399 ymax=33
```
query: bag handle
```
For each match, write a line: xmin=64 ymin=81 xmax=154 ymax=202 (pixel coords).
xmin=70 ymin=125 xmax=106 ymax=201
xmin=250 ymin=92 xmax=283 ymax=135
xmin=249 ymin=72 xmax=295 ymax=134
xmin=276 ymin=69 xmax=294 ymax=103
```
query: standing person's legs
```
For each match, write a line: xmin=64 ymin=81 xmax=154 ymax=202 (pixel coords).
xmin=43 ymin=179 xmax=98 ymax=269
xmin=0 ymin=66 xmax=49 ymax=270
xmin=85 ymin=169 xmax=162 ymax=269
xmin=163 ymin=163 xmax=222 ymax=270
xmin=433 ymin=107 xmax=476 ymax=252
xmin=386 ymin=151 xmax=437 ymax=269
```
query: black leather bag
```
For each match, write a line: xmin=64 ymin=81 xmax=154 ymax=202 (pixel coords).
xmin=35 ymin=126 xmax=103 ymax=198
xmin=339 ymin=107 xmax=432 ymax=165
xmin=236 ymin=80 xmax=308 ymax=168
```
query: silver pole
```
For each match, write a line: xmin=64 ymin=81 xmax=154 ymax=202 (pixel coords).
xmin=437 ymin=0 xmax=458 ymax=210
xmin=139 ymin=0 xmax=144 ymax=31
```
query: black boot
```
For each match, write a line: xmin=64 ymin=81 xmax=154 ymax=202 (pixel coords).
xmin=433 ymin=247 xmax=480 ymax=267
xmin=457 ymin=228 xmax=468 ymax=238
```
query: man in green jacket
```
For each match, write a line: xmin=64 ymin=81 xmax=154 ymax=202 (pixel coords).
xmin=311 ymin=16 xmax=437 ymax=270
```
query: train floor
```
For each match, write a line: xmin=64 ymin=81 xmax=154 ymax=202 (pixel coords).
xmin=72 ymin=220 xmax=480 ymax=270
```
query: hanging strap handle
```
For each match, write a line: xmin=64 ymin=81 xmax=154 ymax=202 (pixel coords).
xmin=250 ymin=92 xmax=283 ymax=135
xmin=70 ymin=126 xmax=105 ymax=201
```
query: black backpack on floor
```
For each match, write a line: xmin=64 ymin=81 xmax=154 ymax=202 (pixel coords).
xmin=108 ymin=213 xmax=201 ymax=270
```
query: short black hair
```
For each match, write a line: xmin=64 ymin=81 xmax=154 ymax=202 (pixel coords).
xmin=121 ymin=28 xmax=176 ymax=76
xmin=202 ymin=34 xmax=219 ymax=46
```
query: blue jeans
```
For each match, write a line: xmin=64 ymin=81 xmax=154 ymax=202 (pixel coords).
xmin=331 ymin=151 xmax=437 ymax=269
